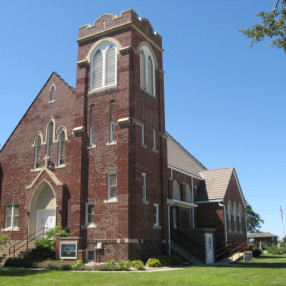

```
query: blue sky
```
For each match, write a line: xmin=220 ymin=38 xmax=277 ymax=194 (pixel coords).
xmin=0 ymin=0 xmax=285 ymax=239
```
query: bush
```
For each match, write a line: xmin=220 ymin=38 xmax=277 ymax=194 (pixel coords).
xmin=105 ymin=259 xmax=116 ymax=267
xmin=131 ymin=260 xmax=144 ymax=270
xmin=156 ymin=255 xmax=182 ymax=266
xmin=4 ymin=257 xmax=35 ymax=268
xmin=36 ymin=260 xmax=72 ymax=270
xmin=0 ymin=234 xmax=8 ymax=247
xmin=35 ymin=226 xmax=69 ymax=261
xmin=118 ymin=260 xmax=132 ymax=270
xmin=146 ymin=258 xmax=162 ymax=267
xmin=71 ymin=260 xmax=85 ymax=270
xmin=252 ymin=249 xmax=262 ymax=257
xmin=265 ymin=245 xmax=286 ymax=255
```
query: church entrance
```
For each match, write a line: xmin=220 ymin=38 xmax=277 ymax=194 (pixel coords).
xmin=29 ymin=181 xmax=56 ymax=236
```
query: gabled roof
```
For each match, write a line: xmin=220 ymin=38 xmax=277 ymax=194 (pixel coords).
xmin=167 ymin=133 xmax=207 ymax=178
xmin=248 ymin=232 xmax=278 ymax=239
xmin=196 ymin=167 xmax=246 ymax=207
xmin=197 ymin=167 xmax=234 ymax=201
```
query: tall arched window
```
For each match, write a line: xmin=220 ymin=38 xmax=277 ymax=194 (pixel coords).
xmin=34 ymin=135 xmax=41 ymax=169
xmin=228 ymin=201 xmax=232 ymax=231
xmin=173 ymin=181 xmax=180 ymax=229
xmin=233 ymin=203 xmax=237 ymax=232
xmin=46 ymin=121 xmax=54 ymax=156
xmin=140 ymin=45 xmax=156 ymax=96
xmin=90 ymin=42 xmax=117 ymax=91
xmin=173 ymin=181 xmax=180 ymax=200
xmin=238 ymin=204 xmax=243 ymax=232
xmin=58 ymin=130 xmax=66 ymax=166
xmin=186 ymin=185 xmax=192 ymax=203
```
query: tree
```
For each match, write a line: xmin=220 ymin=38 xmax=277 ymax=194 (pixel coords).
xmin=239 ymin=0 xmax=286 ymax=53
xmin=246 ymin=202 xmax=264 ymax=233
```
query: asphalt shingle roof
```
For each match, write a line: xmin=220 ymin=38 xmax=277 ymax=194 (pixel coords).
xmin=248 ymin=232 xmax=278 ymax=238
xmin=167 ymin=133 xmax=207 ymax=177
xmin=196 ymin=168 xmax=234 ymax=201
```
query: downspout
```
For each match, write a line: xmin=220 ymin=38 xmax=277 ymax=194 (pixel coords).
xmin=168 ymin=203 xmax=171 ymax=256
xmin=218 ymin=201 xmax=228 ymax=245
xmin=191 ymin=177 xmax=194 ymax=228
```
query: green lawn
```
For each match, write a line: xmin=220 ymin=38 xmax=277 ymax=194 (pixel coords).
xmin=0 ymin=255 xmax=286 ymax=286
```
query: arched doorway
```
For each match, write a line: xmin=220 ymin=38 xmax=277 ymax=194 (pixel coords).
xmin=29 ymin=180 xmax=56 ymax=235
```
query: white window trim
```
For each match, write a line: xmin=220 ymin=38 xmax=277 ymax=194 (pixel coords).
xmin=85 ymin=202 xmax=95 ymax=227
xmin=4 ymin=203 xmax=19 ymax=231
xmin=86 ymin=249 xmax=95 ymax=262
xmin=90 ymin=42 xmax=117 ymax=92
xmin=140 ymin=45 xmax=156 ymax=97
xmin=107 ymin=171 xmax=117 ymax=201
xmin=153 ymin=203 xmax=161 ymax=229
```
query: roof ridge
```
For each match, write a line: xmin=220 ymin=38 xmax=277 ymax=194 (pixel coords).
xmin=166 ymin=131 xmax=207 ymax=171
xmin=200 ymin=167 xmax=234 ymax=173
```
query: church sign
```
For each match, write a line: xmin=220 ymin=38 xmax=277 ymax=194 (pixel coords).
xmin=60 ymin=242 xmax=77 ymax=259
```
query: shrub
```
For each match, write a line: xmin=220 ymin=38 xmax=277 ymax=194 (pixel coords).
xmin=131 ymin=260 xmax=144 ymax=270
xmin=155 ymin=255 xmax=182 ymax=266
xmin=4 ymin=257 xmax=35 ymax=268
xmin=118 ymin=260 xmax=132 ymax=270
xmin=105 ymin=259 xmax=116 ymax=267
xmin=265 ymin=245 xmax=286 ymax=255
xmin=252 ymin=249 xmax=262 ymax=257
xmin=71 ymin=260 xmax=85 ymax=270
xmin=36 ymin=260 xmax=72 ymax=270
xmin=146 ymin=258 xmax=162 ymax=267
xmin=35 ymin=226 xmax=69 ymax=260
xmin=0 ymin=234 xmax=8 ymax=247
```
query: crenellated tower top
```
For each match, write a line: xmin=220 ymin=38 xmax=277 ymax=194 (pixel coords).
xmin=78 ymin=9 xmax=162 ymax=49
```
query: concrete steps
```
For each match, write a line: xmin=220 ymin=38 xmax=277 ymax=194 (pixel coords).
xmin=0 ymin=240 xmax=36 ymax=266
xmin=171 ymin=242 xmax=204 ymax=265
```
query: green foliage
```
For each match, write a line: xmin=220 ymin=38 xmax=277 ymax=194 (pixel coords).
xmin=252 ymin=249 xmax=262 ymax=257
xmin=4 ymin=257 xmax=35 ymax=268
xmin=156 ymin=255 xmax=182 ymax=266
xmin=36 ymin=260 xmax=72 ymax=270
xmin=105 ymin=259 xmax=116 ymax=267
xmin=239 ymin=0 xmax=286 ymax=53
xmin=131 ymin=260 xmax=144 ymax=270
xmin=71 ymin=260 xmax=85 ymax=270
xmin=245 ymin=202 xmax=264 ymax=233
xmin=0 ymin=234 xmax=8 ymax=247
xmin=265 ymin=245 xmax=286 ymax=255
xmin=118 ymin=260 xmax=132 ymax=270
xmin=146 ymin=258 xmax=162 ymax=267
xmin=35 ymin=225 xmax=69 ymax=260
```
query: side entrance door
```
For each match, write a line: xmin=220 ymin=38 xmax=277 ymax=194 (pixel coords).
xmin=36 ymin=210 xmax=56 ymax=236
xmin=205 ymin=233 xmax=214 ymax=264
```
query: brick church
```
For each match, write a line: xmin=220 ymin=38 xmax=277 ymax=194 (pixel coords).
xmin=0 ymin=10 xmax=247 ymax=264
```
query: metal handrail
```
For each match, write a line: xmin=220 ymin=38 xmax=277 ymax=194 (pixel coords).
xmin=215 ymin=241 xmax=248 ymax=260
xmin=9 ymin=227 xmax=46 ymax=257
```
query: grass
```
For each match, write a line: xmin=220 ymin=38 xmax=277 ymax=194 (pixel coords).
xmin=0 ymin=255 xmax=286 ymax=286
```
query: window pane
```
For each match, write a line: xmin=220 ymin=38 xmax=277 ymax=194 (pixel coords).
xmin=110 ymin=186 xmax=117 ymax=198
xmin=105 ymin=46 xmax=116 ymax=86
xmin=110 ymin=174 xmax=116 ymax=186
xmin=93 ymin=50 xmax=103 ymax=89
